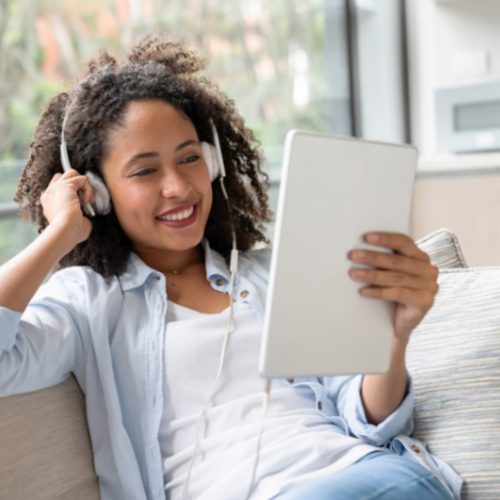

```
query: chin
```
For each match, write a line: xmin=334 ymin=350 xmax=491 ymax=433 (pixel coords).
xmin=126 ymin=216 xmax=208 ymax=254
xmin=154 ymin=228 xmax=205 ymax=252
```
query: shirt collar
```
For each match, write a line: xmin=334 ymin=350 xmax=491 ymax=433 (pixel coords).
xmin=201 ymin=238 xmax=231 ymax=284
xmin=119 ymin=239 xmax=231 ymax=292
xmin=118 ymin=253 xmax=157 ymax=291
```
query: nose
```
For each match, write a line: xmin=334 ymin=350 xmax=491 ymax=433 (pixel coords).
xmin=161 ymin=165 xmax=192 ymax=199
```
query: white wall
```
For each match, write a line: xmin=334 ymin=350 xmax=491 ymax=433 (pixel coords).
xmin=407 ymin=0 xmax=500 ymax=267
xmin=406 ymin=0 xmax=500 ymax=157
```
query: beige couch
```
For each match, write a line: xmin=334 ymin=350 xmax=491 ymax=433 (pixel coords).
xmin=0 ymin=376 xmax=99 ymax=499
xmin=1 ymin=229 xmax=498 ymax=499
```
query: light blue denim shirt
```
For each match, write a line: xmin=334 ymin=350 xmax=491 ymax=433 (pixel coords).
xmin=0 ymin=239 xmax=462 ymax=500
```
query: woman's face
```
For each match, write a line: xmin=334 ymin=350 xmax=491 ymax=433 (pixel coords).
xmin=101 ymin=99 xmax=213 ymax=254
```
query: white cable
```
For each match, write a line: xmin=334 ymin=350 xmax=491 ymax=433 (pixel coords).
xmin=243 ymin=379 xmax=272 ymax=500
xmin=179 ymin=146 xmax=239 ymax=499
xmin=179 ymin=263 xmax=237 ymax=500
xmin=179 ymin=202 xmax=238 ymax=500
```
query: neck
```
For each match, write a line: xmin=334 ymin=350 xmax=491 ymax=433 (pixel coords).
xmin=133 ymin=242 xmax=205 ymax=274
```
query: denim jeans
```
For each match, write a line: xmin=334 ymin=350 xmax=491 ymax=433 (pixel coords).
xmin=273 ymin=451 xmax=454 ymax=500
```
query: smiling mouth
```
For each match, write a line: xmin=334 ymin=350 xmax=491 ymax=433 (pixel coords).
xmin=155 ymin=203 xmax=198 ymax=228
xmin=157 ymin=205 xmax=194 ymax=221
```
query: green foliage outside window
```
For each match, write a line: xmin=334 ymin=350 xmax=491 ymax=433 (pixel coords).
xmin=0 ymin=0 xmax=331 ymax=263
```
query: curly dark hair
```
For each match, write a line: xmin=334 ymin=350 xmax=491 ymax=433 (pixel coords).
xmin=14 ymin=33 xmax=272 ymax=278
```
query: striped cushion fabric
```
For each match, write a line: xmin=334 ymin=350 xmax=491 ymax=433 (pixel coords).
xmin=416 ymin=227 xmax=468 ymax=269
xmin=410 ymin=229 xmax=500 ymax=499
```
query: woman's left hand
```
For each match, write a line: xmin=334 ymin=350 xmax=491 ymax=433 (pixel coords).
xmin=348 ymin=232 xmax=439 ymax=343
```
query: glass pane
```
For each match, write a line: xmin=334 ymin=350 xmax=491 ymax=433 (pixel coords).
xmin=0 ymin=218 xmax=38 ymax=265
xmin=324 ymin=0 xmax=352 ymax=136
xmin=0 ymin=161 xmax=24 ymax=204
xmin=355 ymin=0 xmax=407 ymax=143
xmin=0 ymin=160 xmax=37 ymax=266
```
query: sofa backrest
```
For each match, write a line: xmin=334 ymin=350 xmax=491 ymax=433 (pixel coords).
xmin=0 ymin=374 xmax=100 ymax=499
xmin=411 ymin=228 xmax=500 ymax=500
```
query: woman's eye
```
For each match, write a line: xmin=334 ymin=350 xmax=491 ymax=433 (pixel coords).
xmin=181 ymin=154 xmax=200 ymax=164
xmin=133 ymin=168 xmax=155 ymax=177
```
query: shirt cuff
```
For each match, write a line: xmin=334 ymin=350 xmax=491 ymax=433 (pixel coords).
xmin=0 ymin=306 xmax=22 ymax=351
xmin=342 ymin=372 xmax=415 ymax=447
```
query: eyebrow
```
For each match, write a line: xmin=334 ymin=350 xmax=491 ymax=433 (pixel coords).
xmin=123 ymin=140 xmax=200 ymax=169
xmin=124 ymin=152 xmax=159 ymax=169
xmin=175 ymin=139 xmax=200 ymax=151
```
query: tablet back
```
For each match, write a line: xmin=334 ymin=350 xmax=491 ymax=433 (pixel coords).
xmin=259 ymin=130 xmax=418 ymax=378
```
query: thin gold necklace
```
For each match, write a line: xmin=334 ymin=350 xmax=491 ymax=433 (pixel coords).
xmin=164 ymin=249 xmax=204 ymax=276
xmin=165 ymin=260 xmax=202 ymax=275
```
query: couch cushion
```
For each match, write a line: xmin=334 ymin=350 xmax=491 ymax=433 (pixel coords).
xmin=0 ymin=375 xmax=100 ymax=499
xmin=411 ymin=230 xmax=500 ymax=500
xmin=416 ymin=227 xmax=468 ymax=269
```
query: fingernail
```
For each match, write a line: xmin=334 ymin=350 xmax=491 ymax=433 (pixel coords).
xmin=367 ymin=233 xmax=380 ymax=243
xmin=352 ymin=269 xmax=366 ymax=278
xmin=353 ymin=250 xmax=367 ymax=260
xmin=361 ymin=287 xmax=374 ymax=296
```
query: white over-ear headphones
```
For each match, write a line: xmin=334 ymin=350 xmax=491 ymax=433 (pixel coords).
xmin=60 ymin=104 xmax=225 ymax=217
xmin=201 ymin=130 xmax=226 ymax=182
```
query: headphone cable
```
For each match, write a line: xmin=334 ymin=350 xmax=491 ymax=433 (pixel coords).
xmin=243 ymin=378 xmax=272 ymax=500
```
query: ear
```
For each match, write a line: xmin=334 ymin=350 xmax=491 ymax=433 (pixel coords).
xmin=201 ymin=142 xmax=221 ymax=182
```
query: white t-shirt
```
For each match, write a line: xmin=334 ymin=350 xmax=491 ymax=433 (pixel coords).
xmin=160 ymin=300 xmax=381 ymax=500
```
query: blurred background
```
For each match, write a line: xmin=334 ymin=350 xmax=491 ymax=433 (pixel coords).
xmin=1 ymin=0 xmax=500 ymax=266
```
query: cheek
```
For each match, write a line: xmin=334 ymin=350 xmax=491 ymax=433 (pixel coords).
xmin=109 ymin=184 xmax=155 ymax=221
xmin=197 ymin=176 xmax=213 ymax=216
xmin=187 ymin=164 xmax=213 ymax=211
xmin=204 ymin=181 xmax=213 ymax=209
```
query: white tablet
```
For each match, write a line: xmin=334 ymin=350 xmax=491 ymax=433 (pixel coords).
xmin=259 ymin=130 xmax=418 ymax=378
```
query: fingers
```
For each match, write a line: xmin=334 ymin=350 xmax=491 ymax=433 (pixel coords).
xmin=348 ymin=267 xmax=434 ymax=292
xmin=347 ymin=232 xmax=439 ymax=312
xmin=348 ymin=248 xmax=438 ymax=280
xmin=359 ymin=286 xmax=436 ymax=312
xmin=364 ymin=232 xmax=431 ymax=264
xmin=44 ymin=169 xmax=95 ymax=205
xmin=77 ymin=175 xmax=95 ymax=205
xmin=58 ymin=168 xmax=81 ymax=180
xmin=47 ymin=169 xmax=81 ymax=187
xmin=48 ymin=173 xmax=63 ymax=187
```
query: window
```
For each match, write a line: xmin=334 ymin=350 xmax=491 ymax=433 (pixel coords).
xmin=0 ymin=0 xmax=409 ymax=263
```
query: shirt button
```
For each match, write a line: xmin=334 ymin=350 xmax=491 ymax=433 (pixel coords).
xmin=240 ymin=290 xmax=249 ymax=299
xmin=411 ymin=445 xmax=421 ymax=453
xmin=155 ymin=276 xmax=160 ymax=281
xmin=216 ymin=279 xmax=225 ymax=286
xmin=287 ymin=378 xmax=294 ymax=384
xmin=317 ymin=401 xmax=322 ymax=410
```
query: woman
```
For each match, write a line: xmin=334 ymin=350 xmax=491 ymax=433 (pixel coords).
xmin=0 ymin=35 xmax=457 ymax=500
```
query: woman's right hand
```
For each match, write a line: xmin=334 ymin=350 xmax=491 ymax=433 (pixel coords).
xmin=0 ymin=169 xmax=96 ymax=312
xmin=40 ymin=169 xmax=95 ymax=245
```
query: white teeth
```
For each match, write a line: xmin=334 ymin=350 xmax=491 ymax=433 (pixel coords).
xmin=158 ymin=205 xmax=194 ymax=221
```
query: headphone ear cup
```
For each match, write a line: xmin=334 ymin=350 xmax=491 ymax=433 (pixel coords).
xmin=201 ymin=141 xmax=221 ymax=182
xmin=85 ymin=171 xmax=112 ymax=215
